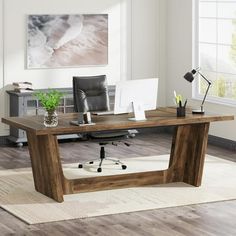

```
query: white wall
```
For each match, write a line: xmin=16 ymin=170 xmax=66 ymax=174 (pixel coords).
xmin=131 ymin=0 xmax=166 ymax=108
xmin=166 ymin=0 xmax=236 ymax=141
xmin=131 ymin=0 xmax=158 ymax=80
xmin=0 ymin=1 xmax=3 ymax=90
xmin=0 ymin=0 xmax=6 ymax=136
xmin=0 ymin=0 xmax=161 ymax=136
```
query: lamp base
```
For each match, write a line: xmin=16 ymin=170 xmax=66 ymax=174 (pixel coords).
xmin=192 ymin=109 xmax=205 ymax=114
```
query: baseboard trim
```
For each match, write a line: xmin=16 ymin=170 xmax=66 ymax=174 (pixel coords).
xmin=208 ymin=135 xmax=236 ymax=151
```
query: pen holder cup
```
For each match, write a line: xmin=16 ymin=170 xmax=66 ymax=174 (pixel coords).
xmin=177 ymin=107 xmax=186 ymax=117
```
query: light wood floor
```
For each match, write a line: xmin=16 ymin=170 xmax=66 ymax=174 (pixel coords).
xmin=0 ymin=132 xmax=236 ymax=236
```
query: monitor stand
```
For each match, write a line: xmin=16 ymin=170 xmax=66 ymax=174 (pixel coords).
xmin=128 ymin=102 xmax=146 ymax=121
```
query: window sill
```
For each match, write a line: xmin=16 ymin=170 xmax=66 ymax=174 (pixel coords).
xmin=191 ymin=96 xmax=236 ymax=109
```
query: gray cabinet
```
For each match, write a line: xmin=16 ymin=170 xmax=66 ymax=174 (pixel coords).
xmin=7 ymin=86 xmax=115 ymax=146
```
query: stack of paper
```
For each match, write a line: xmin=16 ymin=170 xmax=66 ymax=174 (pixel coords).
xmin=12 ymin=82 xmax=33 ymax=93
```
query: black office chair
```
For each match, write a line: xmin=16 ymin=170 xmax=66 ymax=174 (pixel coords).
xmin=73 ymin=75 xmax=129 ymax=173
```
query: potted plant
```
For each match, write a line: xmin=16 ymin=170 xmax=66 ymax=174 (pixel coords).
xmin=34 ymin=89 xmax=63 ymax=127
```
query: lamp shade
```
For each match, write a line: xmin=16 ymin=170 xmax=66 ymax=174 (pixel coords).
xmin=183 ymin=69 xmax=197 ymax=83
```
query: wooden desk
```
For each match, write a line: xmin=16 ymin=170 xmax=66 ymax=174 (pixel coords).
xmin=2 ymin=107 xmax=234 ymax=202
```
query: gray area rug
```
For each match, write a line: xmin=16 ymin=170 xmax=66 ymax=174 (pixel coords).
xmin=0 ymin=155 xmax=236 ymax=224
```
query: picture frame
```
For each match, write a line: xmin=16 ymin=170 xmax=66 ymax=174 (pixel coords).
xmin=27 ymin=14 xmax=108 ymax=69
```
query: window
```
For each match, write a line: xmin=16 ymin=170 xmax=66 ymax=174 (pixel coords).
xmin=195 ymin=0 xmax=236 ymax=105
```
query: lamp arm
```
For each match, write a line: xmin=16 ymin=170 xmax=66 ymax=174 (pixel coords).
xmin=198 ymin=72 xmax=212 ymax=108
xmin=198 ymin=71 xmax=211 ymax=85
xmin=200 ymin=82 xmax=211 ymax=108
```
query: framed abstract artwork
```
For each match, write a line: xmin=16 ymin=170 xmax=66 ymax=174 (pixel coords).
xmin=27 ymin=14 xmax=108 ymax=68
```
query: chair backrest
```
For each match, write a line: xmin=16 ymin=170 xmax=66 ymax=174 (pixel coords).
xmin=73 ymin=75 xmax=110 ymax=112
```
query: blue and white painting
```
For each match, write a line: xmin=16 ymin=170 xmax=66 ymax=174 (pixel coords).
xmin=27 ymin=14 xmax=108 ymax=68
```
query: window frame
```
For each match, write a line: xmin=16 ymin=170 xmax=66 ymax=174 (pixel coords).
xmin=193 ymin=0 xmax=236 ymax=107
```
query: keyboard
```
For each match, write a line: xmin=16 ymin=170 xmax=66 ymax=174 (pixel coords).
xmin=92 ymin=111 xmax=114 ymax=116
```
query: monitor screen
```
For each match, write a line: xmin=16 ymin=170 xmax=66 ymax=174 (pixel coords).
xmin=114 ymin=78 xmax=158 ymax=120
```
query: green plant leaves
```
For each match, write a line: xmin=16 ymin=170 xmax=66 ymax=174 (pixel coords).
xmin=34 ymin=89 xmax=64 ymax=112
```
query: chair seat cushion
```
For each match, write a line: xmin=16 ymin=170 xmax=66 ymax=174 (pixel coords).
xmin=90 ymin=131 xmax=129 ymax=140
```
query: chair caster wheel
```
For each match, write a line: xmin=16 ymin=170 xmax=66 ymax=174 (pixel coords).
xmin=78 ymin=164 xmax=83 ymax=168
xmin=16 ymin=142 xmax=23 ymax=148
xmin=89 ymin=161 xmax=94 ymax=164
xmin=122 ymin=165 xmax=127 ymax=170
xmin=97 ymin=167 xmax=102 ymax=172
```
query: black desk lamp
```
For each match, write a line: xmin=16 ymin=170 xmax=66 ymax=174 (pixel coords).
xmin=184 ymin=68 xmax=211 ymax=114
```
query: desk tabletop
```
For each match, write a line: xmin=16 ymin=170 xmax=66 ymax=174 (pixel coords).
xmin=2 ymin=107 xmax=234 ymax=136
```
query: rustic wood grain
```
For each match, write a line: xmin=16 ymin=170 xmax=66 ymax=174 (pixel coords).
xmin=2 ymin=107 xmax=234 ymax=136
xmin=27 ymin=132 xmax=65 ymax=202
xmin=168 ymin=123 xmax=210 ymax=186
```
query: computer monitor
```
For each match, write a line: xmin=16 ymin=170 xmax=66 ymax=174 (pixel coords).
xmin=114 ymin=78 xmax=159 ymax=121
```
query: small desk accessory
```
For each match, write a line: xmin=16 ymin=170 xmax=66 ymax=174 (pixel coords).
xmin=184 ymin=67 xmax=211 ymax=114
xmin=83 ymin=112 xmax=91 ymax=124
xmin=70 ymin=120 xmax=95 ymax=126
xmin=174 ymin=91 xmax=187 ymax=117
xmin=70 ymin=112 xmax=95 ymax=126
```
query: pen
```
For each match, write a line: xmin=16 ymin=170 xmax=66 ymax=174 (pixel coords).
xmin=184 ymin=99 xmax=187 ymax=108
xmin=179 ymin=100 xmax=182 ymax=107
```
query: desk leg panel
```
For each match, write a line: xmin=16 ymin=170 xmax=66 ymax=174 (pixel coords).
xmin=27 ymin=132 xmax=64 ymax=202
xmin=183 ymin=123 xmax=209 ymax=186
xmin=168 ymin=123 xmax=209 ymax=186
xmin=66 ymin=170 xmax=168 ymax=194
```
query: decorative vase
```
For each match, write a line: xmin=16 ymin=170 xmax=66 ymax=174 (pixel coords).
xmin=44 ymin=110 xmax=58 ymax=127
